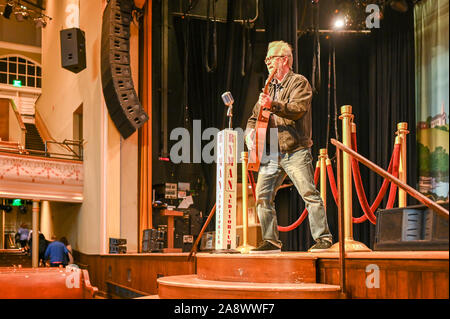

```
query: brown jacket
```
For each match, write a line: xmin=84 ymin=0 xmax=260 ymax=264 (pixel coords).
xmin=246 ymin=70 xmax=313 ymax=154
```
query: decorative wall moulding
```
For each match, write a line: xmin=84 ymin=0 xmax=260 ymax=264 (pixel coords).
xmin=0 ymin=152 xmax=83 ymax=203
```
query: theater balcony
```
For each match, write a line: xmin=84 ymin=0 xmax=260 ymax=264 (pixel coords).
xmin=0 ymin=141 xmax=83 ymax=203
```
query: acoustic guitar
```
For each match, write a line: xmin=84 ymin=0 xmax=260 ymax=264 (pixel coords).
xmin=248 ymin=68 xmax=277 ymax=172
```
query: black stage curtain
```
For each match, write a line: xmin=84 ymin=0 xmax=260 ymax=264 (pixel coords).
xmin=278 ymin=6 xmax=417 ymax=251
xmin=262 ymin=0 xmax=299 ymax=72
xmin=173 ymin=6 xmax=255 ymax=217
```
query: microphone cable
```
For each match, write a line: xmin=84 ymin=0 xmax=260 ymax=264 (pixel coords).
xmin=311 ymin=0 xmax=321 ymax=95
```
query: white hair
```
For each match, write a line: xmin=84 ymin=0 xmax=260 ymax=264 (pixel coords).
xmin=268 ymin=40 xmax=293 ymax=69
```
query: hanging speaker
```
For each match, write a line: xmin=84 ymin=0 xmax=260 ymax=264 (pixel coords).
xmin=101 ymin=0 xmax=149 ymax=139
xmin=60 ymin=28 xmax=87 ymax=73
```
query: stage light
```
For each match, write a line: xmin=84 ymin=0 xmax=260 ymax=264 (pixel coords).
xmin=34 ymin=16 xmax=46 ymax=28
xmin=2 ymin=2 xmax=13 ymax=19
xmin=334 ymin=18 xmax=345 ymax=29
xmin=390 ymin=0 xmax=408 ymax=12
xmin=15 ymin=10 xmax=29 ymax=22
xmin=0 ymin=204 xmax=12 ymax=213
xmin=19 ymin=205 xmax=27 ymax=214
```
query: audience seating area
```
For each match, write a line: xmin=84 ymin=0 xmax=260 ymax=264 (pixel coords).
xmin=0 ymin=249 xmax=31 ymax=267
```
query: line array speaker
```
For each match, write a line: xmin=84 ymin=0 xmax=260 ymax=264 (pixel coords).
xmin=101 ymin=0 xmax=149 ymax=139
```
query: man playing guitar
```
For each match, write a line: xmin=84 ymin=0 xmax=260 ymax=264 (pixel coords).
xmin=245 ymin=40 xmax=333 ymax=253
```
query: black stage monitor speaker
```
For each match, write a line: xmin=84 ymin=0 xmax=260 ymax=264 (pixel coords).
xmin=60 ymin=28 xmax=86 ymax=74
xmin=101 ymin=0 xmax=148 ymax=139
xmin=374 ymin=203 xmax=449 ymax=251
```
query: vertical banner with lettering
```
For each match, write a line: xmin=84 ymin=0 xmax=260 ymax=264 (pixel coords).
xmin=215 ymin=130 xmax=237 ymax=250
xmin=415 ymin=0 xmax=449 ymax=201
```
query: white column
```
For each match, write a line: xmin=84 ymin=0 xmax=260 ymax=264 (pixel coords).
xmin=40 ymin=201 xmax=54 ymax=240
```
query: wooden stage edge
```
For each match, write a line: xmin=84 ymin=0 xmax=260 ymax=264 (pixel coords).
xmin=195 ymin=250 xmax=449 ymax=259
xmin=72 ymin=250 xmax=448 ymax=299
xmin=97 ymin=250 xmax=449 ymax=259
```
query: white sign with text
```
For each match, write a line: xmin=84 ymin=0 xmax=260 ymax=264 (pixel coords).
xmin=215 ymin=130 xmax=237 ymax=250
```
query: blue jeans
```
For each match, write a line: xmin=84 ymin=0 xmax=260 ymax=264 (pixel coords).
xmin=255 ymin=147 xmax=332 ymax=248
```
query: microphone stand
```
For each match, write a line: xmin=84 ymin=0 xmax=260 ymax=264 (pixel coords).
xmin=227 ymin=104 xmax=233 ymax=129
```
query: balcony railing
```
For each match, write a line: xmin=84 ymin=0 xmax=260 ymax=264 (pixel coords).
xmin=0 ymin=139 xmax=83 ymax=161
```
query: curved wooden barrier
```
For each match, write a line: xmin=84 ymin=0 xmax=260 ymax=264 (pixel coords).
xmin=0 ymin=267 xmax=98 ymax=299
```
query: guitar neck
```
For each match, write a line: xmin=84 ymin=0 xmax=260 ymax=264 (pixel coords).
xmin=263 ymin=68 xmax=277 ymax=95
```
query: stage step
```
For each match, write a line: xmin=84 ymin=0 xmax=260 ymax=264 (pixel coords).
xmin=196 ymin=252 xmax=318 ymax=283
xmin=135 ymin=295 xmax=160 ymax=299
xmin=157 ymin=275 xmax=341 ymax=299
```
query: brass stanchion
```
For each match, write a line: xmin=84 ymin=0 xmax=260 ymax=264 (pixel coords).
xmin=319 ymin=149 xmax=327 ymax=210
xmin=330 ymin=106 xmax=371 ymax=252
xmin=32 ymin=200 xmax=40 ymax=268
xmin=237 ymin=152 xmax=255 ymax=254
xmin=396 ymin=122 xmax=409 ymax=207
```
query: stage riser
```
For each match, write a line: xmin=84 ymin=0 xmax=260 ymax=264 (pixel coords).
xmin=157 ymin=275 xmax=341 ymax=299
xmin=158 ymin=286 xmax=340 ymax=299
xmin=319 ymin=258 xmax=449 ymax=299
xmin=197 ymin=255 xmax=317 ymax=283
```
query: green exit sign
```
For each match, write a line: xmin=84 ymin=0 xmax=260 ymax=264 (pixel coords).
xmin=11 ymin=199 xmax=22 ymax=206
xmin=13 ymin=80 xmax=22 ymax=87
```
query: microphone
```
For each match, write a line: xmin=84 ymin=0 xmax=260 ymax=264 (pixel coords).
xmin=221 ymin=92 xmax=234 ymax=107
xmin=221 ymin=92 xmax=234 ymax=129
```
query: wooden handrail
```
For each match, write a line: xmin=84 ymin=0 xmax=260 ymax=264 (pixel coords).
xmin=9 ymin=99 xmax=26 ymax=131
xmin=188 ymin=203 xmax=216 ymax=261
xmin=331 ymin=139 xmax=449 ymax=220
xmin=35 ymin=109 xmax=54 ymax=143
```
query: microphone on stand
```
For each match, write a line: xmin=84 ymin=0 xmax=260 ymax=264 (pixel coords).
xmin=221 ymin=92 xmax=234 ymax=129
xmin=221 ymin=91 xmax=234 ymax=107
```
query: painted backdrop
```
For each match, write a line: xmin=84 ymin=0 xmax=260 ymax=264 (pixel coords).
xmin=415 ymin=0 xmax=449 ymax=201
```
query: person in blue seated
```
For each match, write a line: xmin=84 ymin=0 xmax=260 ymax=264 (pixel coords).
xmin=44 ymin=237 xmax=70 ymax=267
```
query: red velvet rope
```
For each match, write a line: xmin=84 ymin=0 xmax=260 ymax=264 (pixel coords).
xmin=278 ymin=164 xmax=320 ymax=232
xmin=327 ymin=163 xmax=339 ymax=207
xmin=327 ymin=153 xmax=397 ymax=223
xmin=350 ymin=131 xmax=401 ymax=224
xmin=325 ymin=134 xmax=401 ymax=224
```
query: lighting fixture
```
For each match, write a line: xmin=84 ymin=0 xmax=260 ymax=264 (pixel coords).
xmin=390 ymin=0 xmax=408 ymax=12
xmin=1 ymin=1 xmax=51 ymax=27
xmin=333 ymin=17 xmax=346 ymax=29
xmin=34 ymin=16 xmax=46 ymax=28
xmin=14 ymin=10 xmax=29 ymax=22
